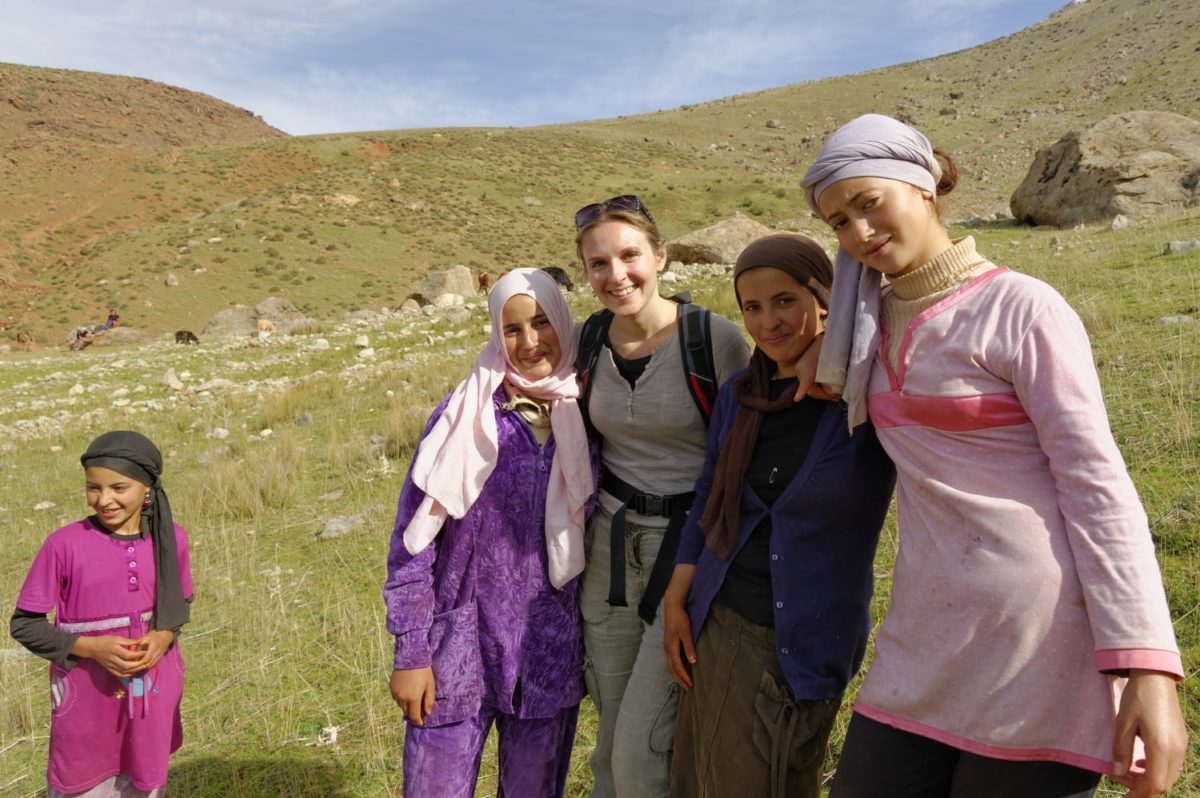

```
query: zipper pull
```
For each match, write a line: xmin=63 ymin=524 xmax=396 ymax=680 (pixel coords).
xmin=539 ymin=448 xmax=547 ymax=472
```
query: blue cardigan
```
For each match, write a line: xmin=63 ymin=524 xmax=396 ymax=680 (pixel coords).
xmin=676 ymin=373 xmax=896 ymax=700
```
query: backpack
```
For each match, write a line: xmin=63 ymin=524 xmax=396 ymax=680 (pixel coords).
xmin=575 ymin=293 xmax=718 ymax=433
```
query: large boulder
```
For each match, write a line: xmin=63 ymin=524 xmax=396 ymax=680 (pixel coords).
xmin=1010 ymin=111 xmax=1200 ymax=227
xmin=416 ymin=264 xmax=477 ymax=298
xmin=202 ymin=305 xmax=257 ymax=337
xmin=255 ymin=296 xmax=310 ymax=333
xmin=668 ymin=214 xmax=774 ymax=264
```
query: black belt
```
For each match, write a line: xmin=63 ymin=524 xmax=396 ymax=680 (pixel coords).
xmin=601 ymin=471 xmax=694 ymax=623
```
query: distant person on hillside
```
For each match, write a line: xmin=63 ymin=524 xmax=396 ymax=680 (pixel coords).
xmin=572 ymin=195 xmax=749 ymax=797
xmin=384 ymin=268 xmax=597 ymax=798
xmin=799 ymin=113 xmax=1186 ymax=798
xmin=661 ymin=234 xmax=895 ymax=798
xmin=10 ymin=430 xmax=193 ymax=798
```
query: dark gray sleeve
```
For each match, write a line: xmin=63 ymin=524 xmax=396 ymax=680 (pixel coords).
xmin=10 ymin=608 xmax=78 ymax=668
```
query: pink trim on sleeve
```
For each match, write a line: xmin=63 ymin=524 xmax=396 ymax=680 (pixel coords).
xmin=1095 ymin=649 xmax=1184 ymax=679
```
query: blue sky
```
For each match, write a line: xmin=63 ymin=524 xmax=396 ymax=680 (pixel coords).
xmin=0 ymin=0 xmax=1072 ymax=135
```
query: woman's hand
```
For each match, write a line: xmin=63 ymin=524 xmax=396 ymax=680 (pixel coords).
xmin=1111 ymin=669 xmax=1187 ymax=797
xmin=662 ymin=565 xmax=697 ymax=690
xmin=792 ymin=331 xmax=841 ymax=402
xmin=129 ymin=630 xmax=175 ymax=672
xmin=390 ymin=666 xmax=437 ymax=726
xmin=71 ymin=635 xmax=143 ymax=679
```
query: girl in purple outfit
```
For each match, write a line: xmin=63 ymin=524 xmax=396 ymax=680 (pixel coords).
xmin=384 ymin=268 xmax=597 ymax=798
xmin=11 ymin=430 xmax=193 ymax=798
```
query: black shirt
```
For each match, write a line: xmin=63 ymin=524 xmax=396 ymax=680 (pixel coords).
xmin=715 ymin=378 xmax=826 ymax=627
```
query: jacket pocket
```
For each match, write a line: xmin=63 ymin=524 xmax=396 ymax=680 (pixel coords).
xmin=751 ymin=671 xmax=838 ymax=773
xmin=49 ymin=664 xmax=77 ymax=718
xmin=425 ymin=601 xmax=484 ymax=726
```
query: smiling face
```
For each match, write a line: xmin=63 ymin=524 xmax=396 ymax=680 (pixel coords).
xmin=816 ymin=176 xmax=950 ymax=277
xmin=579 ymin=221 xmax=668 ymax=318
xmin=501 ymin=294 xmax=562 ymax=380
xmin=736 ymin=267 xmax=825 ymax=373
xmin=85 ymin=466 xmax=149 ymax=534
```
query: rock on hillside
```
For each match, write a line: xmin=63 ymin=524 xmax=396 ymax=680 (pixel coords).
xmin=1010 ymin=111 xmax=1200 ymax=228
xmin=669 ymin=214 xmax=774 ymax=264
xmin=416 ymin=265 xmax=477 ymax=299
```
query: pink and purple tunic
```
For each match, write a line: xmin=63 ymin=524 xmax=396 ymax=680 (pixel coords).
xmin=16 ymin=518 xmax=193 ymax=794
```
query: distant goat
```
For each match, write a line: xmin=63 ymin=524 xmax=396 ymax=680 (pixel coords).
xmin=175 ymin=330 xmax=200 ymax=345
xmin=540 ymin=266 xmax=574 ymax=291
xmin=15 ymin=331 xmax=33 ymax=350
xmin=256 ymin=319 xmax=276 ymax=334
xmin=479 ymin=272 xmax=492 ymax=294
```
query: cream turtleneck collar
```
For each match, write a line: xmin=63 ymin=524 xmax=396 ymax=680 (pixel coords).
xmin=881 ymin=236 xmax=994 ymax=372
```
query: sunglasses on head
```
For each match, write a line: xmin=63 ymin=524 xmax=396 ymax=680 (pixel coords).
xmin=574 ymin=195 xmax=656 ymax=229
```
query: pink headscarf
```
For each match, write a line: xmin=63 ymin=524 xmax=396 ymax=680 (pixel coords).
xmin=403 ymin=268 xmax=592 ymax=588
xmin=800 ymin=113 xmax=940 ymax=431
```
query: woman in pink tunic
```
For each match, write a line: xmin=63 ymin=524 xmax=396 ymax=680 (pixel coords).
xmin=10 ymin=430 xmax=192 ymax=798
xmin=799 ymin=114 xmax=1187 ymax=798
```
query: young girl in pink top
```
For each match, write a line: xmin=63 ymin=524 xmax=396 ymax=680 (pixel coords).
xmin=800 ymin=114 xmax=1186 ymax=798
xmin=10 ymin=430 xmax=192 ymax=798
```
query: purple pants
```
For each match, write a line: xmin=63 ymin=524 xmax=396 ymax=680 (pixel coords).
xmin=402 ymin=704 xmax=579 ymax=798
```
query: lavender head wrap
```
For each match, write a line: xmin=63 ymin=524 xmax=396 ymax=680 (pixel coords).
xmin=799 ymin=113 xmax=941 ymax=431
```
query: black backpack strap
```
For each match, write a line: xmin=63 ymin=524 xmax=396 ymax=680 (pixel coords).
xmin=575 ymin=309 xmax=613 ymax=437
xmin=675 ymin=302 xmax=718 ymax=425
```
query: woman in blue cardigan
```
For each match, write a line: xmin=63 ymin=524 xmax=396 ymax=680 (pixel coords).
xmin=662 ymin=234 xmax=895 ymax=798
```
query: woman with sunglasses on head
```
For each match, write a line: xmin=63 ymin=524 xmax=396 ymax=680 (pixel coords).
xmin=661 ymin=234 xmax=895 ymax=798
xmin=799 ymin=114 xmax=1185 ymax=798
xmin=384 ymin=269 xmax=598 ymax=797
xmin=573 ymin=195 xmax=750 ymax=797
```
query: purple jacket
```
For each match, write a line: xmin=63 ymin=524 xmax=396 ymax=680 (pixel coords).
xmin=384 ymin=387 xmax=598 ymax=726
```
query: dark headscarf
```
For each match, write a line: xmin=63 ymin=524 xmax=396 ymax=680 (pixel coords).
xmin=81 ymin=430 xmax=189 ymax=630
xmin=699 ymin=234 xmax=833 ymax=560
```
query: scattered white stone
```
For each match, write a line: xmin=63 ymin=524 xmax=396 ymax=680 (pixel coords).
xmin=354 ymin=334 xmax=370 ymax=348
xmin=260 ymin=428 xmax=274 ymax=438
xmin=33 ymin=501 xmax=56 ymax=511
xmin=1165 ymin=239 xmax=1200 ymax=254
xmin=313 ymin=338 xmax=331 ymax=350
xmin=318 ymin=516 xmax=361 ymax=539
xmin=112 ymin=387 xmax=130 ymax=398
xmin=385 ymin=390 xmax=395 ymax=398
xmin=1109 ymin=214 xmax=1129 ymax=231
xmin=207 ymin=236 xmax=223 ymax=244
xmin=1157 ymin=315 xmax=1195 ymax=325
xmin=357 ymin=347 xmax=376 ymax=359
xmin=210 ymin=427 xmax=230 ymax=440
xmin=661 ymin=271 xmax=678 ymax=283
xmin=68 ymin=383 xmax=84 ymax=396
xmin=49 ymin=446 xmax=63 ymax=453
xmin=164 ymin=369 xmax=184 ymax=391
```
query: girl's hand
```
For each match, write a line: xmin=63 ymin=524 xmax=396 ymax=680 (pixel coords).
xmin=662 ymin=565 xmax=697 ymax=690
xmin=1111 ymin=669 xmax=1187 ymax=797
xmin=72 ymin=635 xmax=142 ymax=679
xmin=390 ymin=667 xmax=436 ymax=726
xmin=129 ymin=630 xmax=174 ymax=672
xmin=792 ymin=332 xmax=841 ymax=402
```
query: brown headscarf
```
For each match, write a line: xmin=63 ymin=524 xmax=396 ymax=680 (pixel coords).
xmin=699 ymin=234 xmax=833 ymax=560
